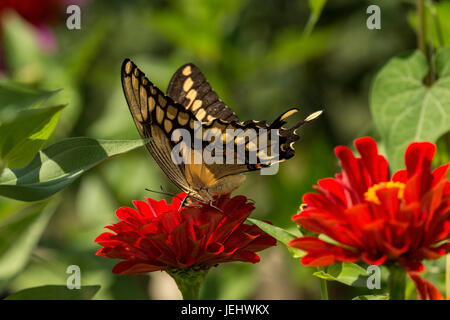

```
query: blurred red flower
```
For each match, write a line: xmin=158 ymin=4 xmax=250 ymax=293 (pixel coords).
xmin=288 ymin=137 xmax=449 ymax=274
xmin=0 ymin=0 xmax=64 ymax=26
xmin=95 ymin=193 xmax=276 ymax=274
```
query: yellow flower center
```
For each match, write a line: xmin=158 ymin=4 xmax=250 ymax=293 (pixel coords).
xmin=364 ymin=181 xmax=406 ymax=205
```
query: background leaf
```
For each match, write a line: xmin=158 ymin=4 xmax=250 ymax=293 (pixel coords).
xmin=352 ymin=294 xmax=389 ymax=300
xmin=0 ymin=203 xmax=56 ymax=283
xmin=5 ymin=285 xmax=101 ymax=300
xmin=304 ymin=0 xmax=327 ymax=36
xmin=1 ymin=12 xmax=43 ymax=83
xmin=247 ymin=218 xmax=305 ymax=258
xmin=0 ymin=105 xmax=65 ymax=168
xmin=0 ymin=138 xmax=147 ymax=201
xmin=0 ymin=82 xmax=57 ymax=119
xmin=313 ymin=263 xmax=370 ymax=287
xmin=370 ymin=49 xmax=450 ymax=170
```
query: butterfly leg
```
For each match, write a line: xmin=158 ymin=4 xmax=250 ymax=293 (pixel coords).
xmin=208 ymin=200 xmax=223 ymax=212
xmin=179 ymin=192 xmax=191 ymax=210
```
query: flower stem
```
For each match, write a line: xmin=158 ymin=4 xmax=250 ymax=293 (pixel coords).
xmin=167 ymin=268 xmax=209 ymax=300
xmin=417 ymin=0 xmax=426 ymax=54
xmin=446 ymin=254 xmax=450 ymax=299
xmin=317 ymin=267 xmax=329 ymax=300
xmin=388 ymin=266 xmax=406 ymax=300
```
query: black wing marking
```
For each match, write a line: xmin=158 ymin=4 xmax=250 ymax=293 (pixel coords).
xmin=167 ymin=63 xmax=239 ymax=123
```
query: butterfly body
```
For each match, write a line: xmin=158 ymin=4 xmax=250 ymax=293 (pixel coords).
xmin=121 ymin=59 xmax=321 ymax=203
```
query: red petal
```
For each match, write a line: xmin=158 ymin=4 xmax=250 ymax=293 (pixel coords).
xmin=408 ymin=272 xmax=444 ymax=300
xmin=355 ymin=137 xmax=389 ymax=184
xmin=112 ymin=260 xmax=166 ymax=274
xmin=404 ymin=142 xmax=436 ymax=178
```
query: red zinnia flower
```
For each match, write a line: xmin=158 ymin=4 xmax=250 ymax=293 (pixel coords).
xmin=288 ymin=137 xmax=450 ymax=274
xmin=95 ymin=193 xmax=276 ymax=274
xmin=0 ymin=0 xmax=65 ymax=26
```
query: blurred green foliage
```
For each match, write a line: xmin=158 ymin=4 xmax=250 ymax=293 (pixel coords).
xmin=0 ymin=0 xmax=448 ymax=300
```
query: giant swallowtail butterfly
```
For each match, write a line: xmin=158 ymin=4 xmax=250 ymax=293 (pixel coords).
xmin=121 ymin=59 xmax=322 ymax=203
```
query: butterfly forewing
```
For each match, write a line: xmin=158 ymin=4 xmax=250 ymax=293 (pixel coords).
xmin=121 ymin=59 xmax=196 ymax=194
xmin=167 ymin=63 xmax=239 ymax=123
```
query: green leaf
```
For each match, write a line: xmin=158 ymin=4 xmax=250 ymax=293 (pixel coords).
xmin=308 ymin=0 xmax=327 ymax=17
xmin=304 ymin=0 xmax=327 ymax=36
xmin=353 ymin=294 xmax=389 ymax=300
xmin=313 ymin=263 xmax=370 ymax=287
xmin=0 ymin=105 xmax=65 ymax=169
xmin=247 ymin=218 xmax=305 ymax=258
xmin=5 ymin=285 xmax=101 ymax=300
xmin=0 ymin=203 xmax=56 ymax=282
xmin=0 ymin=82 xmax=57 ymax=118
xmin=0 ymin=138 xmax=148 ymax=201
xmin=370 ymin=49 xmax=450 ymax=170
xmin=1 ymin=12 xmax=43 ymax=82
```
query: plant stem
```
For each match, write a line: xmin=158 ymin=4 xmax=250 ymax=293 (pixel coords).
xmin=167 ymin=268 xmax=209 ymax=300
xmin=417 ymin=0 xmax=426 ymax=54
xmin=426 ymin=0 xmax=444 ymax=49
xmin=446 ymin=254 xmax=450 ymax=299
xmin=388 ymin=265 xmax=406 ymax=300
xmin=317 ymin=267 xmax=329 ymax=300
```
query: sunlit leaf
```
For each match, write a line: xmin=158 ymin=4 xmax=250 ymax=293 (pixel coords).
xmin=313 ymin=263 xmax=370 ymax=287
xmin=370 ymin=49 xmax=450 ymax=170
xmin=0 ymin=138 xmax=148 ymax=201
xmin=0 ymin=203 xmax=56 ymax=282
xmin=5 ymin=285 xmax=101 ymax=300
xmin=0 ymin=105 xmax=65 ymax=169
xmin=353 ymin=294 xmax=389 ymax=300
xmin=247 ymin=218 xmax=305 ymax=258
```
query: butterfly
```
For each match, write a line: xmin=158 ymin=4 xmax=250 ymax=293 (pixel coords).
xmin=121 ymin=59 xmax=322 ymax=204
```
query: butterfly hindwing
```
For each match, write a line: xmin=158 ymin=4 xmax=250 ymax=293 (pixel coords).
xmin=167 ymin=63 xmax=239 ymax=123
